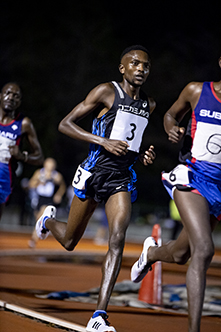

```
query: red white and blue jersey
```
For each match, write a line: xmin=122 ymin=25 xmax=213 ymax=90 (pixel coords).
xmin=191 ymin=81 xmax=221 ymax=166
xmin=162 ymin=82 xmax=221 ymax=220
xmin=0 ymin=113 xmax=24 ymax=203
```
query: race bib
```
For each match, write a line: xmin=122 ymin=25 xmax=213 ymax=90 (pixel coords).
xmin=109 ymin=110 xmax=148 ymax=153
xmin=72 ymin=165 xmax=92 ymax=190
xmin=163 ymin=164 xmax=192 ymax=186
xmin=0 ymin=136 xmax=16 ymax=164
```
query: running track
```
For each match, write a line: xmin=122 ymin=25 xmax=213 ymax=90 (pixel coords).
xmin=0 ymin=231 xmax=221 ymax=332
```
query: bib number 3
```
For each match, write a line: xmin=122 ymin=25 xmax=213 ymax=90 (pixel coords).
xmin=109 ymin=110 xmax=148 ymax=153
xmin=126 ymin=123 xmax=137 ymax=141
xmin=72 ymin=165 xmax=92 ymax=190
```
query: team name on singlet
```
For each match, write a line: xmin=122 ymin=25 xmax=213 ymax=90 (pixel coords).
xmin=199 ymin=109 xmax=221 ymax=120
xmin=118 ymin=102 xmax=149 ymax=119
xmin=0 ymin=130 xmax=18 ymax=140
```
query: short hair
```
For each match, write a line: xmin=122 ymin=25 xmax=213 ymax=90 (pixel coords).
xmin=120 ymin=45 xmax=149 ymax=61
xmin=1 ymin=82 xmax=22 ymax=97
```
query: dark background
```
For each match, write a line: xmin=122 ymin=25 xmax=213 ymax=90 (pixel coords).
xmin=1 ymin=1 xmax=221 ymax=215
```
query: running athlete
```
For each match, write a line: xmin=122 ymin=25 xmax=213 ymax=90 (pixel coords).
xmin=0 ymin=82 xmax=44 ymax=220
xmin=28 ymin=157 xmax=66 ymax=248
xmin=131 ymin=55 xmax=221 ymax=332
xmin=35 ymin=45 xmax=156 ymax=332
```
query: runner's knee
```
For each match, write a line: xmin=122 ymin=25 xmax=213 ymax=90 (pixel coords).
xmin=193 ymin=241 xmax=214 ymax=264
xmin=63 ymin=239 xmax=77 ymax=251
xmin=109 ymin=231 xmax=125 ymax=255
xmin=173 ymin=250 xmax=190 ymax=265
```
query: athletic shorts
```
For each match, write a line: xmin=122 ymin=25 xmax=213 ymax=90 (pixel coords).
xmin=73 ymin=165 xmax=137 ymax=203
xmin=162 ymin=163 xmax=221 ymax=221
xmin=0 ymin=163 xmax=11 ymax=204
xmin=0 ymin=192 xmax=10 ymax=204
xmin=37 ymin=195 xmax=55 ymax=210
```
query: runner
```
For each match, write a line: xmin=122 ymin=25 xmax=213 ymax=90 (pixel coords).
xmin=131 ymin=55 xmax=221 ymax=332
xmin=0 ymin=82 xmax=43 ymax=220
xmin=35 ymin=45 xmax=156 ymax=332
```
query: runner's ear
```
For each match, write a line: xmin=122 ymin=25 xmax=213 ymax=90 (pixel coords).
xmin=119 ymin=64 xmax=125 ymax=74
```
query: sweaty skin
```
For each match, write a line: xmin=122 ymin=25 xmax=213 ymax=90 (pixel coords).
xmin=46 ymin=49 xmax=156 ymax=323
xmin=146 ymin=57 xmax=221 ymax=332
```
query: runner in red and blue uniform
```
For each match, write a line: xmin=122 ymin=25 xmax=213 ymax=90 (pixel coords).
xmin=0 ymin=82 xmax=44 ymax=219
xmin=131 ymin=55 xmax=221 ymax=332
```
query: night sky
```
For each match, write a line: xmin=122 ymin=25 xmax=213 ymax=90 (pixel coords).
xmin=1 ymin=1 xmax=221 ymax=212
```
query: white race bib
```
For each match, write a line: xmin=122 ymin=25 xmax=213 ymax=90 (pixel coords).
xmin=109 ymin=110 xmax=148 ymax=153
xmin=72 ymin=165 xmax=92 ymax=190
xmin=192 ymin=122 xmax=221 ymax=163
xmin=0 ymin=136 xmax=16 ymax=164
xmin=163 ymin=164 xmax=191 ymax=186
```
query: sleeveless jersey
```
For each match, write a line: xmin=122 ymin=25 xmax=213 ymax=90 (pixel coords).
xmin=81 ymin=81 xmax=150 ymax=172
xmin=162 ymin=82 xmax=221 ymax=219
xmin=0 ymin=113 xmax=24 ymax=202
xmin=191 ymin=81 xmax=221 ymax=164
xmin=36 ymin=168 xmax=58 ymax=197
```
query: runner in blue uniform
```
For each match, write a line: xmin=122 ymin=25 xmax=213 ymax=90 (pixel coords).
xmin=0 ymin=82 xmax=44 ymax=220
xmin=131 ymin=55 xmax=221 ymax=332
xmin=35 ymin=45 xmax=156 ymax=332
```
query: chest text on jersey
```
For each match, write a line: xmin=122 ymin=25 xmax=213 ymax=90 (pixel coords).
xmin=0 ymin=130 xmax=17 ymax=140
xmin=118 ymin=103 xmax=149 ymax=119
xmin=200 ymin=109 xmax=221 ymax=120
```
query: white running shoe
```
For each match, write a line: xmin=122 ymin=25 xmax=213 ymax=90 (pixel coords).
xmin=86 ymin=312 xmax=116 ymax=332
xmin=35 ymin=205 xmax=56 ymax=240
xmin=131 ymin=236 xmax=158 ymax=283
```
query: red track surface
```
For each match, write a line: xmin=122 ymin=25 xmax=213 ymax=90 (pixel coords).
xmin=0 ymin=231 xmax=221 ymax=332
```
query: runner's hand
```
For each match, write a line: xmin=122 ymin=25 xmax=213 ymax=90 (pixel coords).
xmin=168 ymin=126 xmax=185 ymax=143
xmin=8 ymin=145 xmax=23 ymax=160
xmin=102 ymin=138 xmax=129 ymax=156
xmin=139 ymin=145 xmax=156 ymax=166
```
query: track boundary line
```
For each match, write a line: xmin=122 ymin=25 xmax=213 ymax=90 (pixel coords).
xmin=0 ymin=300 xmax=86 ymax=331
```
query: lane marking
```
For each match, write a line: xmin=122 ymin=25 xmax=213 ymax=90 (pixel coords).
xmin=0 ymin=300 xmax=86 ymax=331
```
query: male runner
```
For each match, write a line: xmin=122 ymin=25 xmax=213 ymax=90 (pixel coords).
xmin=28 ymin=157 xmax=66 ymax=248
xmin=0 ymin=82 xmax=44 ymax=219
xmin=35 ymin=45 xmax=156 ymax=332
xmin=131 ymin=55 xmax=221 ymax=332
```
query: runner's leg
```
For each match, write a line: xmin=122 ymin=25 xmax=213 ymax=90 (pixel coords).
xmin=45 ymin=195 xmax=98 ymax=250
xmin=174 ymin=190 xmax=215 ymax=332
xmin=96 ymin=191 xmax=131 ymax=310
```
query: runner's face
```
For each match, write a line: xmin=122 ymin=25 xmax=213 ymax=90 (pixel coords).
xmin=0 ymin=83 xmax=21 ymax=112
xmin=120 ymin=50 xmax=151 ymax=87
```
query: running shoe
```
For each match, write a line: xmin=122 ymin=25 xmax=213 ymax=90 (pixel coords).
xmin=35 ymin=205 xmax=56 ymax=240
xmin=86 ymin=311 xmax=116 ymax=332
xmin=131 ymin=236 xmax=158 ymax=283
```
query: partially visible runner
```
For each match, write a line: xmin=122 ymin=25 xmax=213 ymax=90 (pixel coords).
xmin=28 ymin=157 xmax=66 ymax=248
xmin=131 ymin=55 xmax=221 ymax=332
xmin=0 ymin=82 xmax=44 ymax=220
xmin=35 ymin=45 xmax=156 ymax=332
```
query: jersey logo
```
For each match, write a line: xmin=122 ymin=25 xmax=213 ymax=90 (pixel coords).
xmin=118 ymin=104 xmax=149 ymax=119
xmin=142 ymin=101 xmax=148 ymax=108
xmin=12 ymin=124 xmax=18 ymax=130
